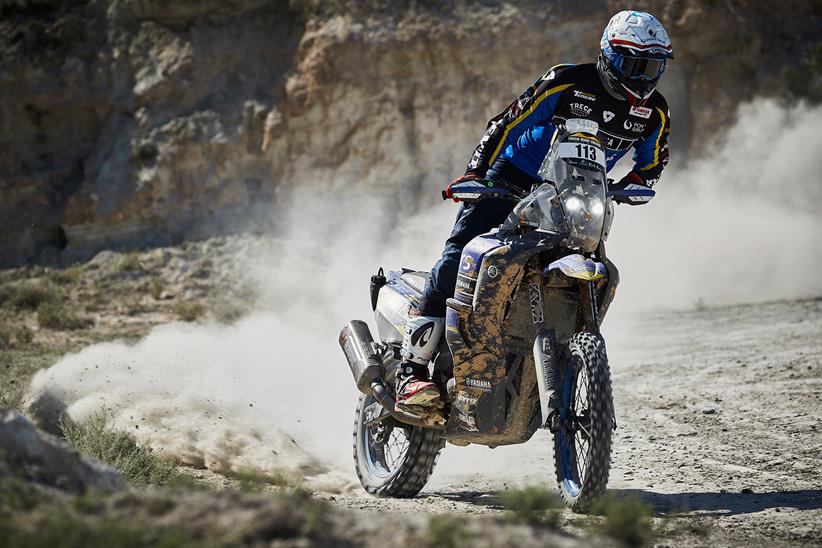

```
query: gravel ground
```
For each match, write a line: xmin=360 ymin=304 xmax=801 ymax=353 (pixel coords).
xmin=325 ymin=298 xmax=822 ymax=546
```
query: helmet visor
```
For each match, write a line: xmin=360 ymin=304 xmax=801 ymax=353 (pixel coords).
xmin=615 ymin=55 xmax=666 ymax=80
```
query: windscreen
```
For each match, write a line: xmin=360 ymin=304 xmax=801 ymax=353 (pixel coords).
xmin=538 ymin=131 xmax=608 ymax=252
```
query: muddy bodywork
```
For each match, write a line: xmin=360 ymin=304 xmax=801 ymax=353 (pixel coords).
xmin=365 ymin=232 xmax=619 ymax=444
xmin=443 ymin=230 xmax=618 ymax=445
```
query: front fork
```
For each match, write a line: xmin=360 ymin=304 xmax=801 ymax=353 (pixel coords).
xmin=527 ymin=266 xmax=600 ymax=430
xmin=579 ymin=279 xmax=601 ymax=334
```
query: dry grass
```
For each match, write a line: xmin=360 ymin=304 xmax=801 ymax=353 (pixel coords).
xmin=1 ymin=281 xmax=61 ymax=311
xmin=173 ymin=301 xmax=205 ymax=322
xmin=61 ymin=414 xmax=179 ymax=488
xmin=224 ymin=468 xmax=293 ymax=492
xmin=499 ymin=485 xmax=562 ymax=526
xmin=588 ymin=494 xmax=655 ymax=547
xmin=36 ymin=301 xmax=92 ymax=330
xmin=425 ymin=514 xmax=473 ymax=548
xmin=116 ymin=252 xmax=142 ymax=273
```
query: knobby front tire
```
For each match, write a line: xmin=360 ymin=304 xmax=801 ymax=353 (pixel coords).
xmin=553 ymin=331 xmax=613 ymax=512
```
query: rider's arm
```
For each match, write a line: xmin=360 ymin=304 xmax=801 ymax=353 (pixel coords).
xmin=465 ymin=65 xmax=574 ymax=178
xmin=628 ymin=95 xmax=671 ymax=188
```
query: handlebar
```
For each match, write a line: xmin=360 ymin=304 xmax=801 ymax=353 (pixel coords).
xmin=444 ymin=178 xmax=655 ymax=205
xmin=443 ymin=179 xmax=527 ymax=204
xmin=607 ymin=184 xmax=655 ymax=205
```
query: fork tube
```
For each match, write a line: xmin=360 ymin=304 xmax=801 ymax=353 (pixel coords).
xmin=579 ymin=280 xmax=600 ymax=333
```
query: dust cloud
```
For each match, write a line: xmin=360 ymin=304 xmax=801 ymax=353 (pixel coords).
xmin=24 ymin=100 xmax=822 ymax=488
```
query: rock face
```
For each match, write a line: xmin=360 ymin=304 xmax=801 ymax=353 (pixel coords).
xmin=0 ymin=407 xmax=127 ymax=494
xmin=1 ymin=0 xmax=820 ymax=266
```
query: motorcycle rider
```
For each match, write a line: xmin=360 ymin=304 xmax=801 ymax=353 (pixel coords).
xmin=397 ymin=10 xmax=674 ymax=410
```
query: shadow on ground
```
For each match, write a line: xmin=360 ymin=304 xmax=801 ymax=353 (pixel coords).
xmin=615 ymin=488 xmax=822 ymax=516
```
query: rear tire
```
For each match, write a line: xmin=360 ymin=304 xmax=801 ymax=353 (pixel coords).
xmin=553 ymin=331 xmax=613 ymax=511
xmin=353 ymin=392 xmax=444 ymax=497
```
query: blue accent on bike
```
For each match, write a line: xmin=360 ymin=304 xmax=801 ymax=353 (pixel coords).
xmin=558 ymin=365 xmax=581 ymax=498
xmin=608 ymin=187 xmax=655 ymax=199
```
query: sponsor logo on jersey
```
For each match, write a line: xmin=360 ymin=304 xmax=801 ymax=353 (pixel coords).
xmin=570 ymin=102 xmax=592 ymax=117
xmin=603 ymin=110 xmax=615 ymax=122
xmin=629 ymin=106 xmax=653 ymax=119
xmin=599 ymin=128 xmax=636 ymax=151
xmin=573 ymin=90 xmax=596 ymax=101
xmin=624 ymin=120 xmax=647 ymax=132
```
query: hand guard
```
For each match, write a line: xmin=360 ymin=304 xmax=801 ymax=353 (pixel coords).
xmin=608 ymin=173 xmax=655 ymax=205
xmin=442 ymin=174 xmax=510 ymax=203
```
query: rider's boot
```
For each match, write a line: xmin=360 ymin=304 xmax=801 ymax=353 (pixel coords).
xmin=396 ymin=314 xmax=444 ymax=409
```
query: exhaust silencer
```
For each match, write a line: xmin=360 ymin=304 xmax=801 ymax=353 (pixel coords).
xmin=339 ymin=320 xmax=385 ymax=394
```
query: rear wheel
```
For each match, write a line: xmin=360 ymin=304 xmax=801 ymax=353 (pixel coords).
xmin=553 ymin=331 xmax=613 ymax=511
xmin=353 ymin=392 xmax=444 ymax=497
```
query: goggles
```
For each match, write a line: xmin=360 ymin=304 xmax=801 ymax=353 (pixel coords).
xmin=613 ymin=55 xmax=666 ymax=81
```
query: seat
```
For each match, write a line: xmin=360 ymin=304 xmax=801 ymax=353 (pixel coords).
xmin=401 ymin=271 xmax=429 ymax=294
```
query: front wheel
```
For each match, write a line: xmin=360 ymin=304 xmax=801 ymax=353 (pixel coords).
xmin=352 ymin=392 xmax=444 ymax=497
xmin=553 ymin=331 xmax=613 ymax=511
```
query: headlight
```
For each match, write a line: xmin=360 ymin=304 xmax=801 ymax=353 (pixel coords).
xmin=565 ymin=196 xmax=584 ymax=211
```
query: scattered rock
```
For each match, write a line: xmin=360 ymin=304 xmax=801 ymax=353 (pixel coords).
xmin=0 ymin=408 xmax=127 ymax=495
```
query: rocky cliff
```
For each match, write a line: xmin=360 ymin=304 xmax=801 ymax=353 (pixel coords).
xmin=1 ymin=0 xmax=820 ymax=266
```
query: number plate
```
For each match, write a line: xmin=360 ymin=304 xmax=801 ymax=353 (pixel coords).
xmin=557 ymin=141 xmax=605 ymax=169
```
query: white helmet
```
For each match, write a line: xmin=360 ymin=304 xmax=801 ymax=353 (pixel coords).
xmin=597 ymin=11 xmax=673 ymax=105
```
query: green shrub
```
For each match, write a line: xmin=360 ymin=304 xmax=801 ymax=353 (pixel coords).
xmin=0 ymin=471 xmax=45 ymax=512
xmin=0 ymin=285 xmax=13 ymax=307
xmin=499 ymin=485 xmax=561 ymax=526
xmin=173 ymin=301 xmax=205 ymax=322
xmin=15 ymin=324 xmax=34 ymax=343
xmin=0 ymin=379 xmax=25 ymax=413
xmin=0 ymin=322 xmax=36 ymax=345
xmin=212 ymin=301 xmax=249 ymax=324
xmin=150 ymin=279 xmax=165 ymax=300
xmin=36 ymin=301 xmax=91 ymax=330
xmin=117 ymin=252 xmax=142 ymax=273
xmin=0 ymin=508 xmax=190 ymax=548
xmin=590 ymin=494 xmax=655 ymax=547
xmin=225 ymin=468 xmax=292 ymax=492
xmin=49 ymin=266 xmax=83 ymax=286
xmin=10 ymin=282 xmax=60 ymax=310
xmin=62 ymin=414 xmax=179 ymax=487
xmin=425 ymin=514 xmax=472 ymax=548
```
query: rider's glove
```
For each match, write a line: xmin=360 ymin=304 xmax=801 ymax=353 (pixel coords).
xmin=609 ymin=172 xmax=655 ymax=205
xmin=442 ymin=174 xmax=510 ymax=203
xmin=442 ymin=172 xmax=482 ymax=202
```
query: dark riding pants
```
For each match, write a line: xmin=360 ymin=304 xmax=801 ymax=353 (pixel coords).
xmin=417 ymin=159 xmax=538 ymax=317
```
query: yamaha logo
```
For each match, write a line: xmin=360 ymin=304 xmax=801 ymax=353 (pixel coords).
xmin=466 ymin=378 xmax=492 ymax=391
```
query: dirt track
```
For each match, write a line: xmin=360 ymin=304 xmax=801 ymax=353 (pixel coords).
xmin=325 ymin=298 xmax=822 ymax=546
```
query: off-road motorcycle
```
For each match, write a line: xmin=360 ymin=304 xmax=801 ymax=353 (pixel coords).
xmin=338 ymin=118 xmax=654 ymax=510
